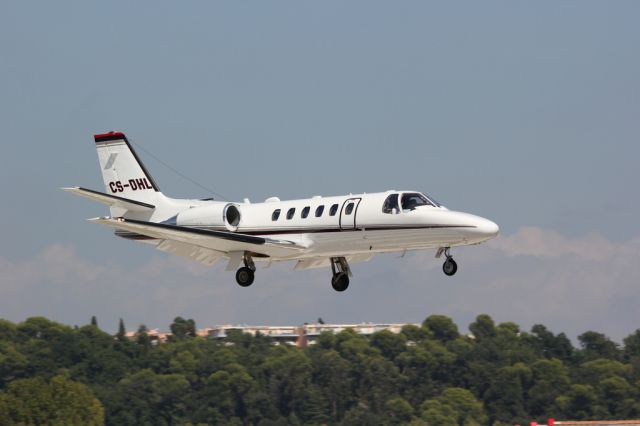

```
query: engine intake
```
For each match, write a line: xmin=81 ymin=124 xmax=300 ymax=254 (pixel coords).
xmin=223 ymin=204 xmax=241 ymax=231
xmin=175 ymin=202 xmax=242 ymax=232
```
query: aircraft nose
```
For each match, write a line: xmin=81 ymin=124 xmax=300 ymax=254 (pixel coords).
xmin=475 ymin=217 xmax=499 ymax=238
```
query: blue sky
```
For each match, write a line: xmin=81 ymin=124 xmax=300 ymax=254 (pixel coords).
xmin=1 ymin=2 xmax=639 ymax=341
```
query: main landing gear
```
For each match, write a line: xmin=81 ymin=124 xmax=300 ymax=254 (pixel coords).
xmin=330 ymin=257 xmax=351 ymax=292
xmin=441 ymin=247 xmax=458 ymax=276
xmin=235 ymin=253 xmax=256 ymax=287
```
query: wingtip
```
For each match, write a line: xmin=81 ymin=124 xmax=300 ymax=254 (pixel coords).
xmin=87 ymin=216 xmax=112 ymax=223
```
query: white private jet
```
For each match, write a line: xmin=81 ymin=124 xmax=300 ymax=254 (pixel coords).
xmin=64 ymin=131 xmax=499 ymax=292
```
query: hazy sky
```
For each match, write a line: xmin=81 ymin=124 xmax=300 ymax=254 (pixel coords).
xmin=1 ymin=2 xmax=639 ymax=341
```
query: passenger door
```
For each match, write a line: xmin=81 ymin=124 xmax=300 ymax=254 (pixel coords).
xmin=339 ymin=198 xmax=361 ymax=230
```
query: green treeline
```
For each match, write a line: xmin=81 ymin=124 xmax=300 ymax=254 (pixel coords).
xmin=1 ymin=315 xmax=640 ymax=426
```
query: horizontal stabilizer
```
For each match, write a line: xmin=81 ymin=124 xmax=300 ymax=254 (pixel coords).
xmin=62 ymin=187 xmax=155 ymax=212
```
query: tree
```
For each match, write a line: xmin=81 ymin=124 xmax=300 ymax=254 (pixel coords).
xmin=484 ymin=363 xmax=532 ymax=424
xmin=358 ymin=356 xmax=401 ymax=413
xmin=106 ymin=369 xmax=189 ymax=425
xmin=529 ymin=324 xmax=573 ymax=361
xmin=599 ymin=376 xmax=634 ymax=417
xmin=0 ymin=375 xmax=104 ymax=425
xmin=422 ymin=315 xmax=459 ymax=342
xmin=170 ymin=317 xmax=196 ymax=340
xmin=577 ymin=358 xmax=631 ymax=386
xmin=370 ymin=329 xmax=407 ymax=360
xmin=297 ymin=384 xmax=330 ymax=425
xmin=385 ymin=397 xmax=414 ymax=425
xmin=401 ymin=324 xmax=430 ymax=343
xmin=196 ymin=363 xmax=257 ymax=424
xmin=311 ymin=349 xmax=352 ymax=421
xmin=578 ymin=331 xmax=620 ymax=361
xmin=526 ymin=358 xmax=570 ymax=417
xmin=117 ymin=318 xmax=126 ymax=341
xmin=421 ymin=388 xmax=488 ymax=425
xmin=0 ymin=342 xmax=27 ymax=386
xmin=468 ymin=314 xmax=497 ymax=341
xmin=555 ymin=384 xmax=598 ymax=420
xmin=136 ymin=324 xmax=151 ymax=349
xmin=261 ymin=348 xmax=313 ymax=418
xmin=91 ymin=316 xmax=98 ymax=328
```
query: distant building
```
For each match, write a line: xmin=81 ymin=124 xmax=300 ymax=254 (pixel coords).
xmin=126 ymin=322 xmax=417 ymax=347
xmin=124 ymin=328 xmax=171 ymax=345
xmin=201 ymin=322 xmax=415 ymax=347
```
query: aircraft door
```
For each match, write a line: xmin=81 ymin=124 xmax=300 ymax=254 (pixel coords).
xmin=339 ymin=198 xmax=361 ymax=230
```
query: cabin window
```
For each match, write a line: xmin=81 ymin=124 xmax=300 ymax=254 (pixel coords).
xmin=329 ymin=204 xmax=339 ymax=216
xmin=401 ymin=193 xmax=433 ymax=211
xmin=272 ymin=209 xmax=281 ymax=221
xmin=345 ymin=203 xmax=354 ymax=215
xmin=301 ymin=206 xmax=310 ymax=218
xmin=382 ymin=194 xmax=400 ymax=214
xmin=315 ymin=205 xmax=325 ymax=217
xmin=286 ymin=208 xmax=296 ymax=220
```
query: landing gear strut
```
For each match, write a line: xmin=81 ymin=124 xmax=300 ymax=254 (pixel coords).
xmin=442 ymin=247 xmax=458 ymax=276
xmin=235 ymin=253 xmax=256 ymax=287
xmin=330 ymin=257 xmax=351 ymax=292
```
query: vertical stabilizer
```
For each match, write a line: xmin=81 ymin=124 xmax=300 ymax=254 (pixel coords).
xmin=94 ymin=131 xmax=161 ymax=205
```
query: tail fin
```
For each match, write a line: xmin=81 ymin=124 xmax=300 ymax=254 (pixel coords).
xmin=94 ymin=131 xmax=161 ymax=205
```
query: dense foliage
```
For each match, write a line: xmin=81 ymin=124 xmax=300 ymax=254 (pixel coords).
xmin=1 ymin=314 xmax=640 ymax=425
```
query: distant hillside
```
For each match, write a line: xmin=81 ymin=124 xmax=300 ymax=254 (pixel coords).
xmin=1 ymin=314 xmax=639 ymax=425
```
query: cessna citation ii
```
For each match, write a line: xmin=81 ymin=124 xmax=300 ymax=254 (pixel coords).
xmin=64 ymin=132 xmax=499 ymax=292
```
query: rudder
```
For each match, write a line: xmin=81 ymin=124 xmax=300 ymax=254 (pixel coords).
xmin=94 ymin=131 xmax=160 ymax=204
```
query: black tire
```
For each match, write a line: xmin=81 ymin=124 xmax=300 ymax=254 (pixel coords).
xmin=443 ymin=258 xmax=458 ymax=276
xmin=331 ymin=272 xmax=349 ymax=292
xmin=236 ymin=267 xmax=255 ymax=287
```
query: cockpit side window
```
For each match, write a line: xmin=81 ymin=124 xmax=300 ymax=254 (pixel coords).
xmin=382 ymin=194 xmax=400 ymax=214
xmin=401 ymin=193 xmax=433 ymax=211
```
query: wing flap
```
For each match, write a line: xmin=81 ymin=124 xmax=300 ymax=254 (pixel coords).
xmin=156 ymin=239 xmax=222 ymax=266
xmin=90 ymin=217 xmax=306 ymax=258
xmin=63 ymin=187 xmax=155 ymax=212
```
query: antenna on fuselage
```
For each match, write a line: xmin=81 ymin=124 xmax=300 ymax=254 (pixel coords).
xmin=128 ymin=136 xmax=230 ymax=201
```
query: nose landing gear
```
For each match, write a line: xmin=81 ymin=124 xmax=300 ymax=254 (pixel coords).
xmin=235 ymin=253 xmax=256 ymax=287
xmin=438 ymin=247 xmax=458 ymax=276
xmin=330 ymin=257 xmax=351 ymax=292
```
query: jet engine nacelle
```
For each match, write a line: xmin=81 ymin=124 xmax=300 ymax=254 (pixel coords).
xmin=175 ymin=203 xmax=241 ymax=232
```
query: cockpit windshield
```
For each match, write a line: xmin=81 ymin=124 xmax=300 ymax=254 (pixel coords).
xmin=383 ymin=192 xmax=440 ymax=214
xmin=401 ymin=193 xmax=437 ymax=210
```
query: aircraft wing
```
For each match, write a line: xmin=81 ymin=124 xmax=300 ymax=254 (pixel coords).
xmin=90 ymin=217 xmax=307 ymax=258
xmin=63 ymin=187 xmax=155 ymax=212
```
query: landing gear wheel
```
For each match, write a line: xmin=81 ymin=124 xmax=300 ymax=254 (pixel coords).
xmin=236 ymin=267 xmax=255 ymax=287
xmin=331 ymin=272 xmax=350 ymax=292
xmin=443 ymin=258 xmax=458 ymax=276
